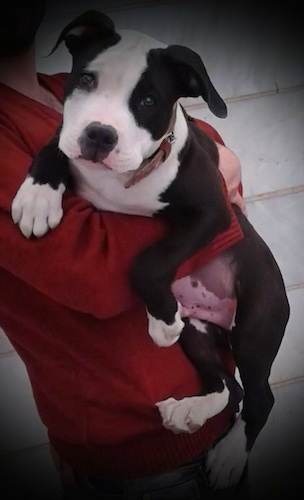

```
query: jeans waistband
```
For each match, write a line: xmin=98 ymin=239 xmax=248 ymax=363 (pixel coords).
xmin=76 ymin=450 xmax=209 ymax=495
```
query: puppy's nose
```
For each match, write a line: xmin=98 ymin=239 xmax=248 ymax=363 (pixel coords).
xmin=79 ymin=121 xmax=118 ymax=161
xmin=85 ymin=122 xmax=118 ymax=151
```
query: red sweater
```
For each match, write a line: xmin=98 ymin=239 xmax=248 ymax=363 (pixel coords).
xmin=0 ymin=73 xmax=243 ymax=478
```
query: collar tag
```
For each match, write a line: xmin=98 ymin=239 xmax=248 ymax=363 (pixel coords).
xmin=166 ymin=132 xmax=176 ymax=145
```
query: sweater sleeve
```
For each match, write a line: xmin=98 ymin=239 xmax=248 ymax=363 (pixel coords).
xmin=0 ymin=119 xmax=241 ymax=319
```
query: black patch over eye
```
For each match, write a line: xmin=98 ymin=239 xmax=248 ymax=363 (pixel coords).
xmin=140 ymin=95 xmax=156 ymax=107
xmin=129 ymin=68 xmax=174 ymax=140
xmin=79 ymin=72 xmax=96 ymax=90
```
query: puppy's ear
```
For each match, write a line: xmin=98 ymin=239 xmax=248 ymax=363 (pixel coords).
xmin=49 ymin=10 xmax=120 ymax=56
xmin=151 ymin=45 xmax=227 ymax=118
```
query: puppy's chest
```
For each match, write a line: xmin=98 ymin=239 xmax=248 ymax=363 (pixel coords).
xmin=70 ymin=161 xmax=178 ymax=217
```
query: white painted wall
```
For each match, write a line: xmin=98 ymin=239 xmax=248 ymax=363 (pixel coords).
xmin=1 ymin=1 xmax=303 ymax=498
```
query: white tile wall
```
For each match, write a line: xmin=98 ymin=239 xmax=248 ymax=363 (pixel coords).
xmin=1 ymin=1 xmax=303 ymax=498
xmin=247 ymin=193 xmax=304 ymax=290
xmin=192 ymin=89 xmax=304 ymax=197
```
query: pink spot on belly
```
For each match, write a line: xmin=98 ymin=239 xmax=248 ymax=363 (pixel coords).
xmin=172 ymin=275 xmax=236 ymax=330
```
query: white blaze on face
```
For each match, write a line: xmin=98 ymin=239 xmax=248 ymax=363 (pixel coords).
xmin=59 ymin=30 xmax=167 ymax=173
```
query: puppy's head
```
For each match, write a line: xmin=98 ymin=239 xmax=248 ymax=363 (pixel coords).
xmin=53 ymin=10 xmax=227 ymax=173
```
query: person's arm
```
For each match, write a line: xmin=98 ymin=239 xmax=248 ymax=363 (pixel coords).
xmin=216 ymin=142 xmax=247 ymax=216
xmin=1 ymin=123 xmax=239 ymax=319
xmin=188 ymin=115 xmax=247 ymax=215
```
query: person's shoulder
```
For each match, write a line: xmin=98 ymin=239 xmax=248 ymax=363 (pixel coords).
xmin=187 ymin=114 xmax=225 ymax=146
xmin=0 ymin=73 xmax=66 ymax=153
xmin=38 ymin=72 xmax=68 ymax=102
xmin=40 ymin=72 xmax=68 ymax=85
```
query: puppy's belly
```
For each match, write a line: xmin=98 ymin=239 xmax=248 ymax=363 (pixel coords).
xmin=172 ymin=254 xmax=236 ymax=330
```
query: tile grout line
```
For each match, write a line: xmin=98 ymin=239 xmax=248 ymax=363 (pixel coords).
xmin=271 ymin=375 xmax=304 ymax=390
xmin=244 ymin=184 xmax=304 ymax=204
xmin=0 ymin=349 xmax=16 ymax=359
xmin=286 ymin=283 xmax=304 ymax=292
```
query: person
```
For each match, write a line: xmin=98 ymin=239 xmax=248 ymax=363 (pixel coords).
xmin=0 ymin=2 xmax=249 ymax=499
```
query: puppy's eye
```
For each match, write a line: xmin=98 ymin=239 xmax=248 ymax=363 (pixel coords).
xmin=79 ymin=72 xmax=96 ymax=88
xmin=140 ymin=95 xmax=156 ymax=107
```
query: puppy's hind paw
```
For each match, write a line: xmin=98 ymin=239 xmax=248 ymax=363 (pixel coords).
xmin=206 ymin=415 xmax=249 ymax=489
xmin=156 ymin=386 xmax=229 ymax=434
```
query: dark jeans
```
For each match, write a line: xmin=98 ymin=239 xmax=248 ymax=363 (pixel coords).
xmin=59 ymin=454 xmax=251 ymax=500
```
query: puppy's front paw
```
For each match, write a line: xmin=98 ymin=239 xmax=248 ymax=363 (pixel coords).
xmin=156 ymin=386 xmax=229 ymax=434
xmin=206 ymin=415 xmax=249 ymax=489
xmin=147 ymin=303 xmax=184 ymax=347
xmin=11 ymin=177 xmax=65 ymax=238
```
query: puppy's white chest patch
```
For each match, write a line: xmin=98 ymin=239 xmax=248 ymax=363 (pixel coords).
xmin=70 ymin=159 xmax=177 ymax=217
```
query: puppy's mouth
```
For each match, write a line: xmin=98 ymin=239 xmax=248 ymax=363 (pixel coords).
xmin=77 ymin=154 xmax=113 ymax=170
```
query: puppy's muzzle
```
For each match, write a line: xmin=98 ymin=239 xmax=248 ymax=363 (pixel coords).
xmin=78 ymin=121 xmax=118 ymax=162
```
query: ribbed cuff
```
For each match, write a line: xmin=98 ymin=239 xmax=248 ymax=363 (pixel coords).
xmin=49 ymin=405 xmax=235 ymax=479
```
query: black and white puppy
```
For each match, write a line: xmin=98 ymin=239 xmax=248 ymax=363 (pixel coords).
xmin=12 ymin=11 xmax=290 ymax=489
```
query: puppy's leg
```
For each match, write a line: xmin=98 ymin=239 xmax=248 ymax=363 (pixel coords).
xmin=130 ymin=209 xmax=231 ymax=347
xmin=156 ymin=320 xmax=243 ymax=433
xmin=206 ymin=230 xmax=290 ymax=489
xmin=12 ymin=131 xmax=69 ymax=238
